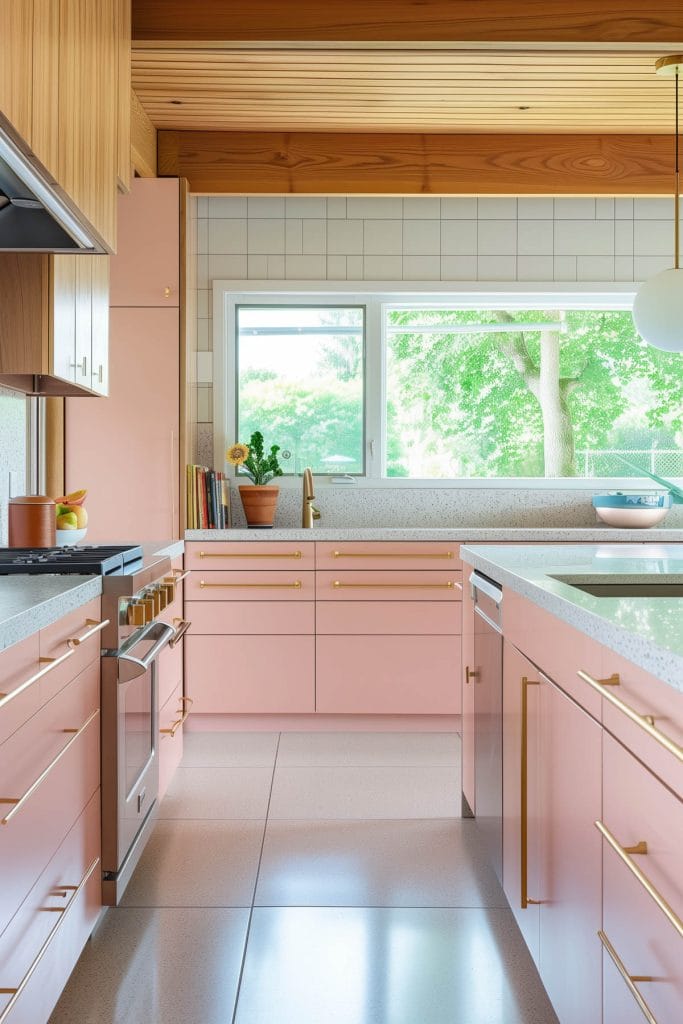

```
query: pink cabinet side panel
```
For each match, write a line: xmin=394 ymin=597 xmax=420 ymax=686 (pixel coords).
xmin=316 ymin=635 xmax=461 ymax=714
xmin=186 ymin=635 xmax=315 ymax=713
xmin=65 ymin=307 xmax=179 ymax=542
xmin=109 ymin=177 xmax=180 ymax=307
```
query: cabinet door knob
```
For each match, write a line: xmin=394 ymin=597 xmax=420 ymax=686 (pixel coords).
xmin=164 ymin=286 xmax=171 ymax=298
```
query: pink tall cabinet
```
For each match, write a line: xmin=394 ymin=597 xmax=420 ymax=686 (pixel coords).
xmin=65 ymin=177 xmax=183 ymax=541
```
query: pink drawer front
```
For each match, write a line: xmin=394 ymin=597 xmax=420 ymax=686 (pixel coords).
xmin=185 ymin=600 xmax=314 ymax=636
xmin=0 ymin=633 xmax=41 ymax=746
xmin=0 ymin=660 xmax=100 ymax=936
xmin=0 ymin=790 xmax=101 ymax=1024
xmin=599 ymin=650 xmax=682 ymax=796
xmin=504 ymin=590 xmax=603 ymax=720
xmin=159 ymin=681 xmax=185 ymax=801
xmin=0 ymin=790 xmax=100 ymax=1024
xmin=317 ymin=600 xmax=460 ymax=635
xmin=316 ymin=570 xmax=462 ymax=602
xmin=315 ymin=541 xmax=461 ymax=571
xmin=185 ymin=541 xmax=314 ymax=571
xmin=39 ymin=597 xmax=104 ymax=703
xmin=186 ymin=570 xmax=315 ymax=602
xmin=186 ymin=634 xmax=314 ymax=713
xmin=316 ymin=635 xmax=461 ymax=714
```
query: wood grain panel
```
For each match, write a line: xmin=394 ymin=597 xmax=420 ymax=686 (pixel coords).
xmin=157 ymin=130 xmax=676 ymax=195
xmin=31 ymin=0 xmax=60 ymax=179
xmin=131 ymin=1 xmax=683 ymax=43
xmin=116 ymin=0 xmax=132 ymax=191
xmin=130 ymin=87 xmax=158 ymax=176
xmin=0 ymin=0 xmax=33 ymax=143
xmin=133 ymin=47 xmax=677 ymax=135
xmin=0 ymin=255 xmax=48 ymax=373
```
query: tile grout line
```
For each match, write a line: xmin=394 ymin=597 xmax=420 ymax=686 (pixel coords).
xmin=230 ymin=732 xmax=282 ymax=1024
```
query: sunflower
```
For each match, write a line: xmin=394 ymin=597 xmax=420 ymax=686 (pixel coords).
xmin=226 ymin=443 xmax=249 ymax=466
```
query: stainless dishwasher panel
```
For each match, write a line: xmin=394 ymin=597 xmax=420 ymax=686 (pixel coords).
xmin=471 ymin=571 xmax=504 ymax=884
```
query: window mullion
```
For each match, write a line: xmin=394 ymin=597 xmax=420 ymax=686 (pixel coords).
xmin=365 ymin=298 xmax=383 ymax=479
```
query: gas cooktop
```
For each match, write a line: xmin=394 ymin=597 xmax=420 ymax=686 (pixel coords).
xmin=0 ymin=545 xmax=144 ymax=576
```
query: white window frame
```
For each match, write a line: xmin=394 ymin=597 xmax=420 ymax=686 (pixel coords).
xmin=213 ymin=279 xmax=681 ymax=489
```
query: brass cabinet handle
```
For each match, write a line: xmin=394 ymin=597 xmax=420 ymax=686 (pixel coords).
xmin=332 ymin=550 xmax=454 ymax=559
xmin=164 ymin=286 xmax=172 ymax=298
xmin=198 ymin=550 xmax=302 ymax=559
xmin=0 ymin=647 xmax=75 ymax=710
xmin=66 ymin=617 xmax=110 ymax=649
xmin=595 ymin=820 xmax=683 ymax=938
xmin=521 ymin=675 xmax=541 ymax=910
xmin=0 ymin=856 xmax=100 ymax=1024
xmin=161 ymin=696 xmax=194 ymax=738
xmin=200 ymin=580 xmax=302 ymax=589
xmin=170 ymin=619 xmax=191 ymax=647
xmin=598 ymin=931 xmax=657 ymax=1024
xmin=0 ymin=709 xmax=99 ymax=825
xmin=577 ymin=670 xmax=683 ymax=762
xmin=332 ymin=580 xmax=458 ymax=590
xmin=465 ymin=665 xmax=478 ymax=685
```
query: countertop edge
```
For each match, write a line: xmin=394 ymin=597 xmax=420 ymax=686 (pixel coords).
xmin=460 ymin=545 xmax=683 ymax=692
xmin=0 ymin=576 xmax=103 ymax=654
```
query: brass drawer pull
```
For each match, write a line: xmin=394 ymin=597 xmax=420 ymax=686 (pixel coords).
xmin=198 ymin=550 xmax=302 ymax=559
xmin=595 ymin=820 xmax=683 ymax=938
xmin=332 ymin=580 xmax=459 ymax=590
xmin=170 ymin=618 xmax=191 ymax=647
xmin=161 ymin=695 xmax=194 ymax=738
xmin=598 ymin=931 xmax=657 ymax=1024
xmin=0 ymin=648 xmax=75 ymax=710
xmin=521 ymin=675 xmax=541 ymax=909
xmin=577 ymin=670 xmax=682 ymax=762
xmin=66 ymin=617 xmax=110 ymax=648
xmin=332 ymin=550 xmax=454 ymax=559
xmin=0 ymin=709 xmax=99 ymax=825
xmin=199 ymin=580 xmax=302 ymax=590
xmin=0 ymin=857 xmax=100 ymax=1024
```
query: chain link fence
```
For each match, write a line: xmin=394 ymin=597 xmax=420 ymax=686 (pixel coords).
xmin=576 ymin=449 xmax=683 ymax=478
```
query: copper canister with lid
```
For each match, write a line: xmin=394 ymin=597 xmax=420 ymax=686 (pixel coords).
xmin=8 ymin=496 xmax=56 ymax=548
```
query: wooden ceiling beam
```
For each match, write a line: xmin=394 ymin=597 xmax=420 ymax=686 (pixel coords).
xmin=133 ymin=1 xmax=683 ymax=44
xmin=157 ymin=130 xmax=676 ymax=194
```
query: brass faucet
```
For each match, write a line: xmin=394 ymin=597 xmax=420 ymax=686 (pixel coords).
xmin=302 ymin=467 xmax=321 ymax=528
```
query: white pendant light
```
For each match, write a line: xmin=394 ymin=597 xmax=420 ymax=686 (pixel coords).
xmin=632 ymin=55 xmax=683 ymax=352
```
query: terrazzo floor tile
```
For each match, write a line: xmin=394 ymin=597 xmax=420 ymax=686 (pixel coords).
xmin=181 ymin=730 xmax=279 ymax=767
xmin=120 ymin=819 xmax=266 ymax=908
xmin=255 ymin=818 xmax=507 ymax=908
xmin=48 ymin=908 xmax=250 ymax=1024
xmin=268 ymin=766 xmax=460 ymax=820
xmin=158 ymin=766 xmax=274 ymax=819
xmin=233 ymin=906 xmax=559 ymax=1024
xmin=276 ymin=731 xmax=460 ymax=767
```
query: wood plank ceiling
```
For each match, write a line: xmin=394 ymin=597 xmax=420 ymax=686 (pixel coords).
xmin=132 ymin=47 xmax=676 ymax=134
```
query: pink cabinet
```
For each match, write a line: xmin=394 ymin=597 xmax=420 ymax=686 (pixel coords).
xmin=109 ymin=177 xmax=180 ymax=307
xmin=601 ymin=733 xmax=683 ymax=1024
xmin=159 ymin=681 xmax=185 ymax=801
xmin=0 ymin=633 xmax=42 ymax=746
xmin=461 ymin=579 xmax=476 ymax=813
xmin=502 ymin=641 xmax=603 ymax=1023
xmin=185 ymin=541 xmax=314 ymax=572
xmin=315 ymin=541 xmax=461 ymax=570
xmin=66 ymin=306 xmax=180 ymax=541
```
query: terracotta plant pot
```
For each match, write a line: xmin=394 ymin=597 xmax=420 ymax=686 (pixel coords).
xmin=238 ymin=485 xmax=279 ymax=528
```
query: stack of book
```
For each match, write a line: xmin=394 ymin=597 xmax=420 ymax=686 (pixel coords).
xmin=186 ymin=465 xmax=231 ymax=529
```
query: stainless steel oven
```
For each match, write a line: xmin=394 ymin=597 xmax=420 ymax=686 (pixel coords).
xmin=471 ymin=570 xmax=504 ymax=884
xmin=100 ymin=565 xmax=177 ymax=906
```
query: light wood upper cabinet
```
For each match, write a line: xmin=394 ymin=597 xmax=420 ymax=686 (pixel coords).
xmin=30 ymin=0 xmax=60 ymax=177
xmin=0 ymin=0 xmax=34 ymax=143
xmin=0 ymin=253 xmax=109 ymax=397
xmin=116 ymin=0 xmax=132 ymax=192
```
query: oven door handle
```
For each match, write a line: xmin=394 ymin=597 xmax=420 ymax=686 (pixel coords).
xmin=116 ymin=621 xmax=176 ymax=682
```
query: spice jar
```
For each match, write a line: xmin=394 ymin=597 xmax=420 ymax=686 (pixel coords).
xmin=8 ymin=496 xmax=56 ymax=548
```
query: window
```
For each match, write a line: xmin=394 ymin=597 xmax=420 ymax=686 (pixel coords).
xmin=215 ymin=285 xmax=683 ymax=483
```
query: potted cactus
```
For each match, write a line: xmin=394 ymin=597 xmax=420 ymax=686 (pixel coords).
xmin=227 ymin=431 xmax=283 ymax=528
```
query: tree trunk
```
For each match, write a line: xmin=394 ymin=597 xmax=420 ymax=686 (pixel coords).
xmin=539 ymin=326 xmax=576 ymax=476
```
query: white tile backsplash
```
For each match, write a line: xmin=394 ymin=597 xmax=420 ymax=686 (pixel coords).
xmin=208 ymin=254 xmax=248 ymax=279
xmin=477 ymin=198 xmax=517 ymax=219
xmin=247 ymin=197 xmax=285 ymax=218
xmin=440 ymin=254 xmax=478 ymax=279
xmin=441 ymin=220 xmax=477 ymax=255
xmin=554 ymin=198 xmax=596 ymax=219
xmin=363 ymin=219 xmax=403 ymax=255
xmin=248 ymin=219 xmax=286 ymax=254
xmin=363 ymin=254 xmax=403 ymax=279
xmin=402 ymin=219 xmax=440 ymax=255
xmin=285 ymin=254 xmax=327 ymax=279
xmin=209 ymin=197 xmax=247 ymax=217
xmin=576 ymin=255 xmax=615 ymax=281
xmin=517 ymin=197 xmax=554 ymax=220
xmin=477 ymin=255 xmax=517 ymax=280
xmin=302 ymin=219 xmax=326 ymax=253
xmin=554 ymin=219 xmax=613 ymax=256
xmin=285 ymin=197 xmax=327 ymax=218
xmin=633 ymin=198 xmax=671 ymax=219
xmin=327 ymin=219 xmax=364 ymax=255
xmin=633 ymin=220 xmax=673 ymax=256
xmin=440 ymin=198 xmax=477 ymax=219
xmin=403 ymin=197 xmax=441 ymax=219
xmin=285 ymin=219 xmax=303 ymax=254
xmin=402 ymin=254 xmax=441 ymax=280
xmin=517 ymin=220 xmax=553 ymax=255
xmin=347 ymin=197 xmax=403 ymax=219
xmin=478 ymin=220 xmax=516 ymax=256
xmin=208 ymin=218 xmax=247 ymax=254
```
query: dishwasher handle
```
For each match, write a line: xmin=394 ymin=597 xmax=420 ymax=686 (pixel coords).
xmin=470 ymin=571 xmax=503 ymax=605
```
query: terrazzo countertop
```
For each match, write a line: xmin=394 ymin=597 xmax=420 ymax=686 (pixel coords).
xmin=460 ymin=543 xmax=683 ymax=691
xmin=0 ymin=575 xmax=103 ymax=653
xmin=186 ymin=527 xmax=683 ymax=542
xmin=0 ymin=538 xmax=184 ymax=653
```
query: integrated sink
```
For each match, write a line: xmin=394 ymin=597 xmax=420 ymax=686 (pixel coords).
xmin=551 ymin=577 xmax=683 ymax=598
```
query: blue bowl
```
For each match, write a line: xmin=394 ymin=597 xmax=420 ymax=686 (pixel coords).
xmin=592 ymin=493 xmax=672 ymax=509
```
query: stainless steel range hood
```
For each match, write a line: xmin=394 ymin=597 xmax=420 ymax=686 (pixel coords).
xmin=0 ymin=121 xmax=102 ymax=253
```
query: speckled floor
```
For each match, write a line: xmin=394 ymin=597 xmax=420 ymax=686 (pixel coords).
xmin=49 ymin=732 xmax=557 ymax=1024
